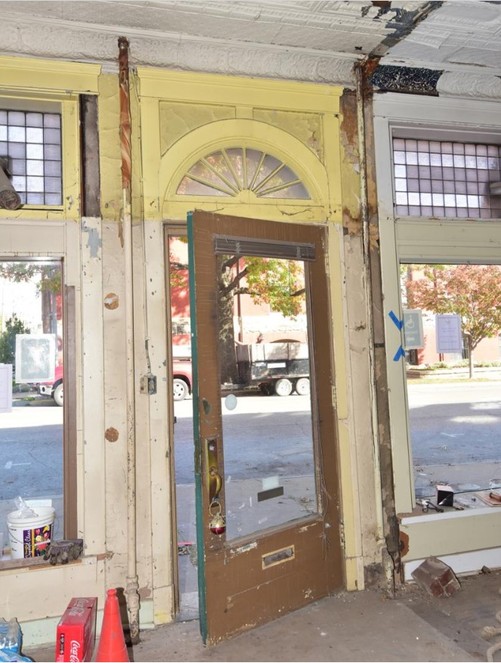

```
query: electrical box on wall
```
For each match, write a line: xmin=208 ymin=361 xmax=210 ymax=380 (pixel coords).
xmin=140 ymin=373 xmax=157 ymax=395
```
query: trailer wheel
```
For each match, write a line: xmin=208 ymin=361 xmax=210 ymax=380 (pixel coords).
xmin=275 ymin=378 xmax=293 ymax=396
xmin=295 ymin=377 xmax=310 ymax=396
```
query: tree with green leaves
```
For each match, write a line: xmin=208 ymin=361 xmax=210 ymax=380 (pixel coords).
xmin=406 ymin=265 xmax=501 ymax=378
xmin=0 ymin=262 xmax=60 ymax=333
xmin=0 ymin=314 xmax=30 ymax=368
xmin=217 ymin=255 xmax=305 ymax=383
xmin=170 ymin=250 xmax=306 ymax=383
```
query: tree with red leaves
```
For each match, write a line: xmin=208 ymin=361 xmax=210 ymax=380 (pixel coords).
xmin=406 ymin=265 xmax=501 ymax=378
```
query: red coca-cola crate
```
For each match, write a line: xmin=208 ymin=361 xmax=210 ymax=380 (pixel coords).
xmin=55 ymin=597 xmax=97 ymax=662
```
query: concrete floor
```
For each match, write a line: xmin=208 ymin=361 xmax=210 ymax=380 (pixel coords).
xmin=25 ymin=570 xmax=501 ymax=662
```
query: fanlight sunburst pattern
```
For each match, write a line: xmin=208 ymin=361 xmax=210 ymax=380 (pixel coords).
xmin=177 ymin=147 xmax=310 ymax=199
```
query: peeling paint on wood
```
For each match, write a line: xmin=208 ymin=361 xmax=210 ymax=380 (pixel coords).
xmin=340 ymin=91 xmax=359 ymax=174
xmin=343 ymin=208 xmax=362 ymax=238
xmin=230 ymin=542 xmax=258 ymax=556
xmin=82 ymin=220 xmax=102 ymax=258
xmin=104 ymin=292 xmax=119 ymax=310
xmin=298 ymin=523 xmax=316 ymax=533
xmin=400 ymin=530 xmax=410 ymax=557
xmin=96 ymin=551 xmax=114 ymax=561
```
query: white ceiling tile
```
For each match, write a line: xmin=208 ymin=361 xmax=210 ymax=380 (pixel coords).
xmin=0 ymin=1 xmax=498 ymax=85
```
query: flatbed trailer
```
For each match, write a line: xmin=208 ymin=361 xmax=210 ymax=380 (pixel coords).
xmin=236 ymin=341 xmax=310 ymax=396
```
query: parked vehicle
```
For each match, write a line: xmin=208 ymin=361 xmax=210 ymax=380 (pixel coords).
xmin=38 ymin=360 xmax=193 ymax=406
xmin=38 ymin=364 xmax=64 ymax=406
xmin=38 ymin=347 xmax=301 ymax=406
xmin=173 ymin=358 xmax=192 ymax=401
xmin=236 ymin=341 xmax=310 ymax=396
xmin=171 ymin=343 xmax=309 ymax=400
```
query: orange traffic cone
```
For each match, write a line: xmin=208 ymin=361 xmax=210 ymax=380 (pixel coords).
xmin=94 ymin=588 xmax=130 ymax=662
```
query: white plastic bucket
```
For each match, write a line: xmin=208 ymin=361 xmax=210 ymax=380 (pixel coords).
xmin=7 ymin=505 xmax=55 ymax=559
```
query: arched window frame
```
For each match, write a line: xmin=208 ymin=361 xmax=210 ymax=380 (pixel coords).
xmin=156 ymin=119 xmax=333 ymax=222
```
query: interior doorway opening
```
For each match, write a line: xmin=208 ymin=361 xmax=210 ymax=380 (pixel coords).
xmin=401 ymin=262 xmax=501 ymax=510
xmin=0 ymin=259 xmax=64 ymax=562
xmin=167 ymin=230 xmax=198 ymax=620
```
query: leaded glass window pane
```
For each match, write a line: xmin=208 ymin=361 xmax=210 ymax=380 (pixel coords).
xmin=392 ymin=138 xmax=501 ymax=219
xmin=27 ymin=161 xmax=44 ymax=176
xmin=27 ymin=144 xmax=44 ymax=159
xmin=26 ymin=113 xmax=43 ymax=128
xmin=0 ymin=109 xmax=63 ymax=205
xmin=9 ymin=126 xmax=26 ymax=143
xmin=177 ymin=147 xmax=310 ymax=200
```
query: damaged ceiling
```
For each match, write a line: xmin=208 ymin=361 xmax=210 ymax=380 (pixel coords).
xmin=0 ymin=1 xmax=499 ymax=92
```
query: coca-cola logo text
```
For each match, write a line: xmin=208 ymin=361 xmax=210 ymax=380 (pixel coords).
xmin=69 ymin=640 xmax=81 ymax=662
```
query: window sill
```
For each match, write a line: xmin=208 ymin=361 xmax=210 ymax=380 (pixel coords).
xmin=0 ymin=206 xmax=77 ymax=221
xmin=0 ymin=554 xmax=82 ymax=571
xmin=399 ymin=490 xmax=501 ymax=522
xmin=399 ymin=504 xmax=498 ymax=525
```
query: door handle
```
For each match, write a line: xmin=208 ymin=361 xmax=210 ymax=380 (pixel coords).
xmin=209 ymin=466 xmax=222 ymax=501
xmin=205 ymin=438 xmax=222 ymax=501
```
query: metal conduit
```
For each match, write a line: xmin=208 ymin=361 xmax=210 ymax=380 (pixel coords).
xmin=118 ymin=35 xmax=140 ymax=643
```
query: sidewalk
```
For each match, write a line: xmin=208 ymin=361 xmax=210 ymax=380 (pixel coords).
xmin=26 ymin=570 xmax=501 ymax=662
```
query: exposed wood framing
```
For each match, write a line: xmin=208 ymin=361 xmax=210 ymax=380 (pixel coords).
xmin=80 ymin=95 xmax=101 ymax=218
xmin=359 ymin=57 xmax=402 ymax=587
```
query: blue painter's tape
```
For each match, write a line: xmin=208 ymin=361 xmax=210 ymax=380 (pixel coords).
xmin=389 ymin=310 xmax=403 ymax=330
xmin=393 ymin=345 xmax=405 ymax=361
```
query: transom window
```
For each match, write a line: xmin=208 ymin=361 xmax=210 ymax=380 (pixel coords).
xmin=0 ymin=110 xmax=62 ymax=206
xmin=393 ymin=138 xmax=501 ymax=219
xmin=177 ymin=147 xmax=309 ymax=199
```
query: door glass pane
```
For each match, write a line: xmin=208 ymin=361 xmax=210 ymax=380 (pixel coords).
xmin=217 ymin=254 xmax=318 ymax=541
xmin=403 ymin=263 xmax=501 ymax=510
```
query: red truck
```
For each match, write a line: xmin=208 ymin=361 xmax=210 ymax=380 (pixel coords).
xmin=38 ymin=363 xmax=64 ymax=406
xmin=39 ymin=359 xmax=193 ymax=406
xmin=173 ymin=358 xmax=192 ymax=401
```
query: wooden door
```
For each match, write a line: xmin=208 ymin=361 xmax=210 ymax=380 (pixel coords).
xmin=189 ymin=211 xmax=343 ymax=644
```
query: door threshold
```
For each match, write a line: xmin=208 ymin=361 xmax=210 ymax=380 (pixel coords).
xmin=177 ymin=591 xmax=199 ymax=622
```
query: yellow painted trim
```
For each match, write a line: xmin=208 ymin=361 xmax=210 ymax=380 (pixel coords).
xmin=61 ymin=98 xmax=82 ymax=219
xmin=0 ymin=56 xmax=100 ymax=94
xmin=0 ymin=209 xmax=76 ymax=222
xmin=163 ymin=201 xmax=327 ymax=223
xmin=157 ymin=119 xmax=331 ymax=219
xmin=0 ymin=61 xmax=85 ymax=219
xmin=96 ymin=73 xmax=122 ymax=222
xmin=323 ymin=114 xmax=343 ymax=221
xmin=137 ymin=67 xmax=340 ymax=113
xmin=0 ymin=95 xmax=81 ymax=220
xmin=141 ymin=96 xmax=162 ymax=220
xmin=344 ymin=556 xmax=364 ymax=591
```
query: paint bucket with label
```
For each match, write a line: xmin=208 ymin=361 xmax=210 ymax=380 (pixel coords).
xmin=7 ymin=502 xmax=55 ymax=559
